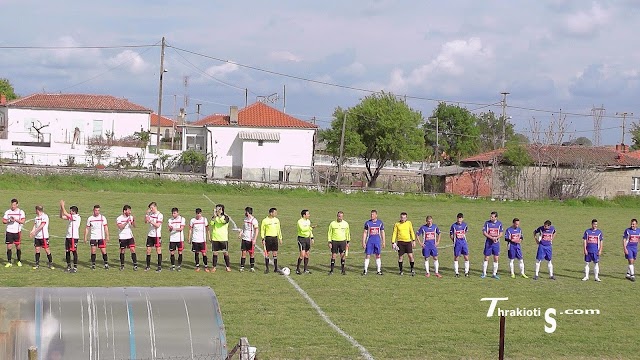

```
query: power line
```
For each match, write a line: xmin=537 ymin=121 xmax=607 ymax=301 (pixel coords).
xmin=0 ymin=44 xmax=158 ymax=50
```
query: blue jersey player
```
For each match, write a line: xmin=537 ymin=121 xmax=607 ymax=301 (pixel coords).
xmin=623 ymin=218 xmax=639 ymax=282
xmin=449 ymin=213 xmax=469 ymax=278
xmin=582 ymin=219 xmax=603 ymax=282
xmin=533 ymin=220 xmax=556 ymax=280
xmin=482 ymin=211 xmax=504 ymax=279
xmin=416 ymin=215 xmax=441 ymax=278
xmin=362 ymin=210 xmax=385 ymax=275
xmin=505 ymin=218 xmax=528 ymax=279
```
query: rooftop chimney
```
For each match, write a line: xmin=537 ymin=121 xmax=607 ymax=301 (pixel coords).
xmin=615 ymin=143 xmax=629 ymax=153
xmin=230 ymin=106 xmax=239 ymax=125
xmin=0 ymin=94 xmax=6 ymax=106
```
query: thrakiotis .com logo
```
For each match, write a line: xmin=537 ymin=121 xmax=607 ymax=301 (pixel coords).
xmin=481 ymin=297 xmax=600 ymax=333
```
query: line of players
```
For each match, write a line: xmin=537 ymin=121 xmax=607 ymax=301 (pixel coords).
xmin=3 ymin=198 xmax=639 ymax=281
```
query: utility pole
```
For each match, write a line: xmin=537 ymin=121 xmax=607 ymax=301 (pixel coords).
xmin=591 ymin=105 xmax=605 ymax=146
xmin=156 ymin=36 xmax=166 ymax=154
xmin=616 ymin=112 xmax=633 ymax=145
xmin=337 ymin=112 xmax=347 ymax=190
xmin=500 ymin=92 xmax=510 ymax=148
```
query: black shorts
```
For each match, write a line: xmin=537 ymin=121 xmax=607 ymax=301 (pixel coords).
xmin=169 ymin=241 xmax=184 ymax=252
xmin=212 ymin=241 xmax=228 ymax=252
xmin=5 ymin=232 xmax=20 ymax=245
xmin=297 ymin=236 xmax=311 ymax=252
xmin=264 ymin=236 xmax=279 ymax=252
xmin=240 ymin=240 xmax=253 ymax=252
xmin=65 ymin=238 xmax=78 ymax=251
xmin=34 ymin=238 xmax=49 ymax=249
xmin=146 ymin=236 xmax=161 ymax=248
xmin=119 ymin=238 xmax=135 ymax=249
xmin=192 ymin=242 xmax=207 ymax=253
xmin=331 ymin=240 xmax=347 ymax=254
xmin=90 ymin=239 xmax=106 ymax=249
xmin=397 ymin=241 xmax=413 ymax=256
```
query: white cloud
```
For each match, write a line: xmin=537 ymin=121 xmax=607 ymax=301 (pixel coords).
xmin=268 ymin=50 xmax=303 ymax=62
xmin=106 ymin=50 xmax=147 ymax=74
xmin=205 ymin=62 xmax=239 ymax=77
xmin=565 ymin=2 xmax=611 ymax=36
xmin=338 ymin=62 xmax=366 ymax=77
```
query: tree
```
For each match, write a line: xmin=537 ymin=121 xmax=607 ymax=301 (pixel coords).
xmin=424 ymin=103 xmax=480 ymax=164
xmin=475 ymin=111 xmax=517 ymax=152
xmin=632 ymin=122 xmax=640 ymax=150
xmin=562 ymin=137 xmax=592 ymax=146
xmin=0 ymin=78 xmax=19 ymax=101
xmin=319 ymin=92 xmax=426 ymax=187
xmin=178 ymin=149 xmax=206 ymax=173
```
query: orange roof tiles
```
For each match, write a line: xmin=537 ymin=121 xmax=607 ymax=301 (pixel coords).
xmin=150 ymin=113 xmax=176 ymax=127
xmin=8 ymin=93 xmax=151 ymax=112
xmin=192 ymin=102 xmax=317 ymax=128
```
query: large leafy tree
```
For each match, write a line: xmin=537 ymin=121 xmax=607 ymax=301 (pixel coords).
xmin=631 ymin=122 xmax=640 ymax=150
xmin=320 ymin=92 xmax=426 ymax=187
xmin=424 ymin=103 xmax=480 ymax=164
xmin=0 ymin=78 xmax=19 ymax=101
xmin=476 ymin=111 xmax=517 ymax=151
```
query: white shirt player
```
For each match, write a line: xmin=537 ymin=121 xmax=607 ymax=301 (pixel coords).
xmin=190 ymin=217 xmax=208 ymax=243
xmin=147 ymin=212 xmax=163 ymax=238
xmin=33 ymin=213 xmax=49 ymax=239
xmin=242 ymin=216 xmax=259 ymax=242
xmin=168 ymin=216 xmax=185 ymax=243
xmin=87 ymin=215 xmax=107 ymax=240
xmin=116 ymin=215 xmax=134 ymax=240
xmin=3 ymin=208 xmax=25 ymax=234
xmin=64 ymin=213 xmax=81 ymax=239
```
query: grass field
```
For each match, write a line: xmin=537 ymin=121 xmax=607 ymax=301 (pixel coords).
xmin=0 ymin=174 xmax=639 ymax=359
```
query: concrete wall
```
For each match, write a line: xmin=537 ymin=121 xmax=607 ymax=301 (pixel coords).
xmin=0 ymin=164 xmax=205 ymax=182
xmin=7 ymin=108 xmax=150 ymax=143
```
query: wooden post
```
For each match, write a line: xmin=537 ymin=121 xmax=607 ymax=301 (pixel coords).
xmin=239 ymin=337 xmax=250 ymax=360
xmin=28 ymin=346 xmax=37 ymax=360
xmin=498 ymin=315 xmax=505 ymax=360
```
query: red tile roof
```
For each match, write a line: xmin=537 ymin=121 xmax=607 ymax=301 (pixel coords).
xmin=192 ymin=102 xmax=317 ymax=128
xmin=8 ymin=93 xmax=151 ymax=112
xmin=462 ymin=145 xmax=640 ymax=167
xmin=150 ymin=113 xmax=176 ymax=127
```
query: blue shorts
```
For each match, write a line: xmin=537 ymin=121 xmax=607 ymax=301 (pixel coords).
xmin=626 ymin=246 xmax=638 ymax=260
xmin=536 ymin=245 xmax=552 ymax=261
xmin=585 ymin=252 xmax=599 ymax=263
xmin=422 ymin=246 xmax=438 ymax=258
xmin=454 ymin=240 xmax=468 ymax=257
xmin=483 ymin=240 xmax=500 ymax=256
xmin=507 ymin=244 xmax=523 ymax=260
xmin=365 ymin=240 xmax=381 ymax=256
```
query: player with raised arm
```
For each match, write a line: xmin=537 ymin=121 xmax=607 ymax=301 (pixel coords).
xmin=3 ymin=198 xmax=25 ymax=267
xmin=417 ymin=215 xmax=441 ymax=278
xmin=84 ymin=205 xmax=109 ymax=270
xmin=189 ymin=208 xmax=209 ymax=272
xmin=116 ymin=205 xmax=137 ymax=271
xmin=623 ymin=218 xmax=639 ymax=282
xmin=392 ymin=212 xmax=416 ymax=276
xmin=450 ymin=213 xmax=470 ymax=278
xmin=145 ymin=202 xmax=163 ymax=272
xmin=30 ymin=205 xmax=54 ymax=270
xmin=59 ymin=200 xmax=81 ymax=272
xmin=168 ymin=207 xmax=186 ymax=271
xmin=296 ymin=210 xmax=315 ymax=275
xmin=505 ymin=218 xmax=527 ymax=279
xmin=482 ymin=211 xmax=504 ymax=279
xmin=240 ymin=207 xmax=259 ymax=272
xmin=210 ymin=204 xmax=231 ymax=272
xmin=261 ymin=208 xmax=283 ymax=274
xmin=328 ymin=211 xmax=350 ymax=275
xmin=362 ymin=210 xmax=385 ymax=276
xmin=533 ymin=220 xmax=556 ymax=280
xmin=582 ymin=219 xmax=604 ymax=282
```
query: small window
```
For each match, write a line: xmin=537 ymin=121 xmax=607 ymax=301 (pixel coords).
xmin=258 ymin=140 xmax=264 ymax=146
xmin=633 ymin=177 xmax=640 ymax=192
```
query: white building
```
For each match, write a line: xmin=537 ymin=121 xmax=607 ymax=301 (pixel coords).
xmin=183 ymin=102 xmax=318 ymax=182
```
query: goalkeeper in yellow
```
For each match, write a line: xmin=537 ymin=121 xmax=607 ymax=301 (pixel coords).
xmin=392 ymin=212 xmax=416 ymax=276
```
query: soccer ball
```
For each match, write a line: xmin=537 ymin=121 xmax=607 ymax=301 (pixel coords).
xmin=281 ymin=267 xmax=291 ymax=276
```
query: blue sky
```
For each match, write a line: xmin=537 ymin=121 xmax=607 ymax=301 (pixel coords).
xmin=2 ymin=0 xmax=640 ymax=145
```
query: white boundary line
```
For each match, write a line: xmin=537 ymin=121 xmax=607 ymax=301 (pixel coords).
xmin=201 ymin=194 xmax=375 ymax=360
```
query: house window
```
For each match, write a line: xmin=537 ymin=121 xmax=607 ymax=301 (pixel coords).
xmin=632 ymin=177 xmax=640 ymax=192
xmin=258 ymin=140 xmax=264 ymax=146
xmin=164 ymin=129 xmax=170 ymax=139
xmin=92 ymin=120 xmax=103 ymax=137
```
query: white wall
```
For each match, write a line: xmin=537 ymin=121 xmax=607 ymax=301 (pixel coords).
xmin=7 ymin=108 xmax=150 ymax=143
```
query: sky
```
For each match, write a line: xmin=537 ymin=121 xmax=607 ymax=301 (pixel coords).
xmin=2 ymin=0 xmax=640 ymax=145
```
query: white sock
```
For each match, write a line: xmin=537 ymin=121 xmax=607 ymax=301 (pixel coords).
xmin=434 ymin=259 xmax=439 ymax=273
xmin=630 ymin=264 xmax=635 ymax=276
xmin=493 ymin=261 xmax=498 ymax=276
xmin=519 ymin=259 xmax=525 ymax=275
xmin=509 ymin=259 xmax=514 ymax=275
xmin=364 ymin=258 xmax=370 ymax=272
xmin=454 ymin=261 xmax=459 ymax=274
xmin=548 ymin=261 xmax=553 ymax=277
xmin=464 ymin=260 xmax=470 ymax=274
xmin=535 ymin=261 xmax=541 ymax=276
xmin=482 ymin=260 xmax=488 ymax=276
xmin=376 ymin=258 xmax=381 ymax=272
xmin=594 ymin=263 xmax=599 ymax=278
xmin=584 ymin=263 xmax=590 ymax=278
xmin=424 ymin=259 xmax=430 ymax=274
